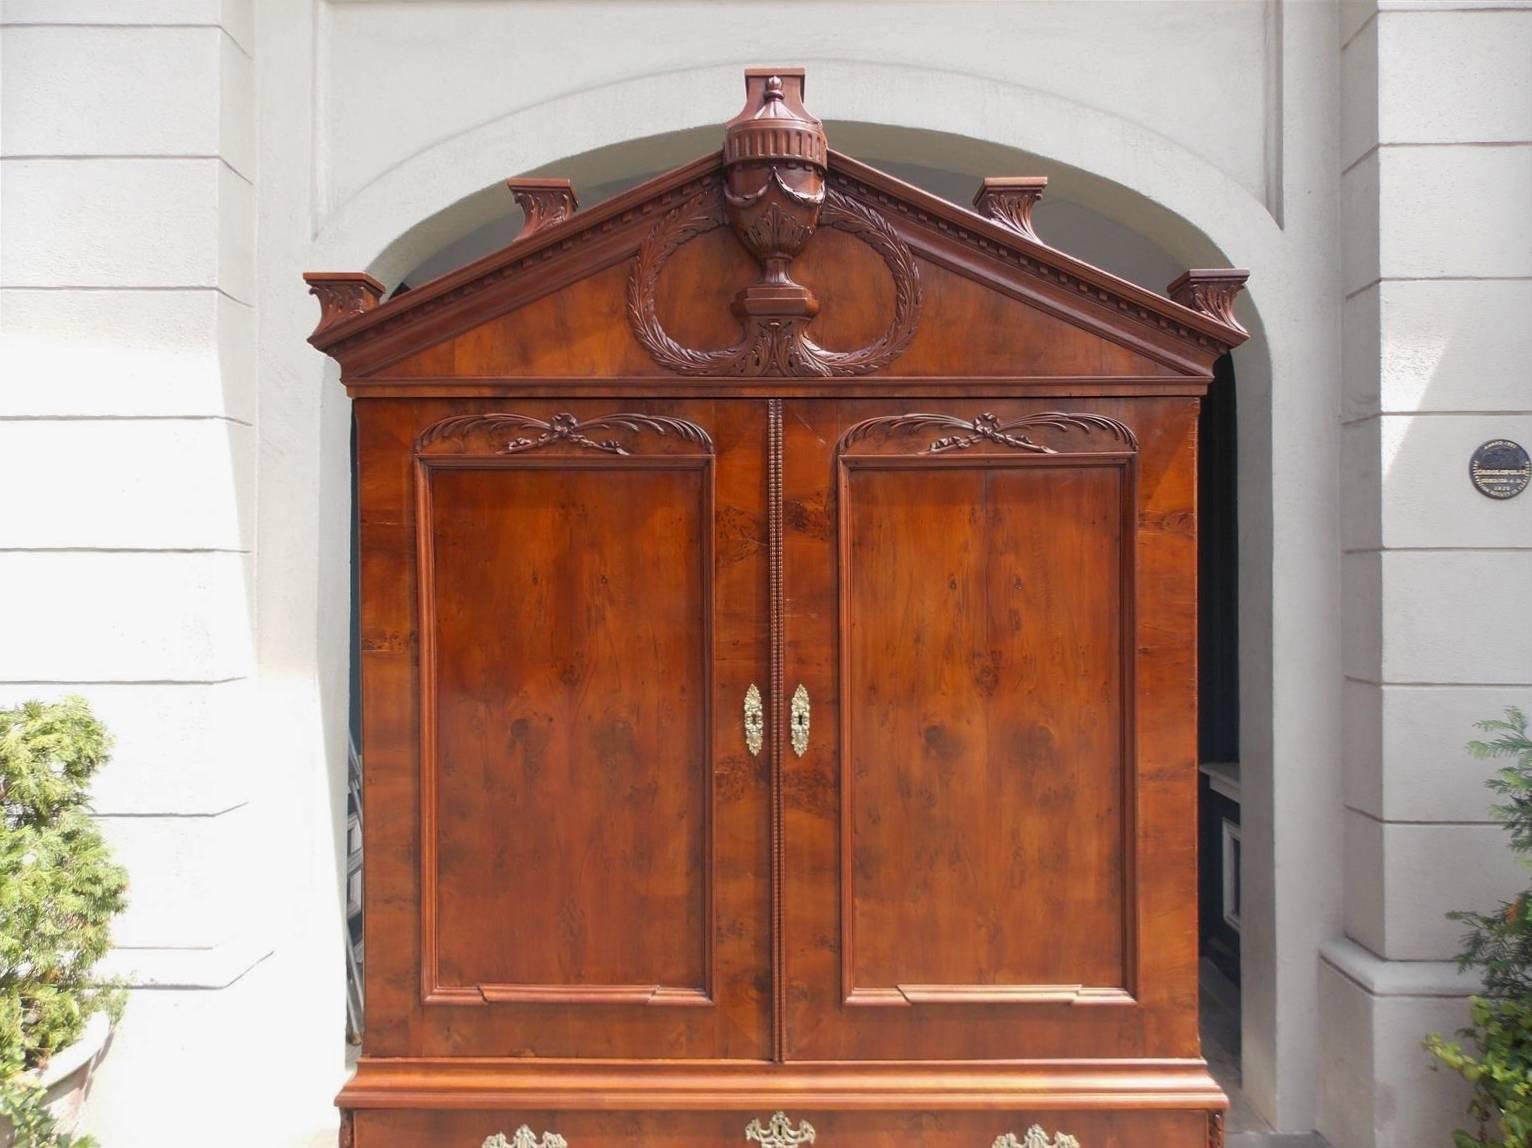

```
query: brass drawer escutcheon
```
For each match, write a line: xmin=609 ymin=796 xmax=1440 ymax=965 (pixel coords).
xmin=482 ymin=1129 xmax=567 ymax=1148
xmin=992 ymin=1128 xmax=1080 ymax=1148
xmin=746 ymin=1112 xmax=816 ymax=1148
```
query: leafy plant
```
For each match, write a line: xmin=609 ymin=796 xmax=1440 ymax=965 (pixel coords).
xmin=0 ymin=697 xmax=127 ymax=1146
xmin=0 ymin=1078 xmax=98 ymax=1148
xmin=1427 ymin=707 xmax=1532 ymax=1147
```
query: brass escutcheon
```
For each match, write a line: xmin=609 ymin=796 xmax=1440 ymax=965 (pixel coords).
xmin=481 ymin=1129 xmax=567 ymax=1148
xmin=991 ymin=1128 xmax=1081 ymax=1148
xmin=790 ymin=684 xmax=811 ymax=757
xmin=744 ymin=683 xmax=765 ymax=758
xmin=745 ymin=1112 xmax=816 ymax=1148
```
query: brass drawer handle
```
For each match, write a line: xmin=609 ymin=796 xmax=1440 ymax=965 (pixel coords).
xmin=744 ymin=684 xmax=765 ymax=758
xmin=482 ymin=1129 xmax=567 ymax=1148
xmin=993 ymin=1129 xmax=1080 ymax=1148
xmin=790 ymin=684 xmax=811 ymax=757
xmin=746 ymin=1112 xmax=816 ymax=1148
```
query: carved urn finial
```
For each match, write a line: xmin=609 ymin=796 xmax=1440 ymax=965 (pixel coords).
xmin=722 ymin=68 xmax=828 ymax=318
xmin=723 ymin=70 xmax=827 ymax=169
xmin=627 ymin=67 xmax=921 ymax=377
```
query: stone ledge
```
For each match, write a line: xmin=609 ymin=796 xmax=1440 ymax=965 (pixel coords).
xmin=0 ymin=0 xmax=254 ymax=55
xmin=1320 ymin=935 xmax=1479 ymax=997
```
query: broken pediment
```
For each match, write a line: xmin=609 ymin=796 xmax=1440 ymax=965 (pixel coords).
xmin=306 ymin=68 xmax=1247 ymax=386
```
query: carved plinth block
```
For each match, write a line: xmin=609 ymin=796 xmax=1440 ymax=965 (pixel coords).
xmin=973 ymin=176 xmax=1048 ymax=242
xmin=507 ymin=178 xmax=579 ymax=240
xmin=1167 ymin=268 xmax=1250 ymax=335
xmin=303 ymin=272 xmax=386 ymax=343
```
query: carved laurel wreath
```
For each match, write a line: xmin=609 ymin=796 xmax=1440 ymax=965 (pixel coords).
xmin=838 ymin=411 xmax=1139 ymax=455
xmin=626 ymin=185 xmax=921 ymax=377
xmin=414 ymin=411 xmax=714 ymax=456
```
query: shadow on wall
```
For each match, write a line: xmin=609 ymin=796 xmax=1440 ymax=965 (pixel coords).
xmin=394 ymin=126 xmax=1187 ymax=291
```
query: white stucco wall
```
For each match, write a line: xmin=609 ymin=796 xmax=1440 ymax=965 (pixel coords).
xmin=2 ymin=1 xmax=1525 ymax=1145
xmin=0 ymin=2 xmax=348 ymax=1145
xmin=1319 ymin=4 xmax=1532 ymax=1147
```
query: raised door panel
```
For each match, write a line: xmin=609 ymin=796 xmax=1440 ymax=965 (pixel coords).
xmin=780 ymin=398 xmax=1202 ymax=1061
xmin=427 ymin=462 xmax=710 ymax=1004
xmin=839 ymin=456 xmax=1131 ymax=1006
xmin=357 ymin=399 xmax=771 ymax=1059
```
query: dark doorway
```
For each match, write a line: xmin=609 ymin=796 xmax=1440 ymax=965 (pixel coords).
xmin=1197 ymin=352 xmax=1247 ymax=1123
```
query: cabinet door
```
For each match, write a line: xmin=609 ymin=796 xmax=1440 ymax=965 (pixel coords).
xmin=359 ymin=398 xmax=771 ymax=1060
xmin=779 ymin=397 xmax=1201 ymax=1061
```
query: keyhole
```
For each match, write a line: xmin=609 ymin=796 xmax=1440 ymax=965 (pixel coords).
xmin=789 ymin=684 xmax=810 ymax=757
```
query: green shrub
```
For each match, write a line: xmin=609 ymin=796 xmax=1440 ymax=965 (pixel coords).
xmin=1427 ymin=707 xmax=1532 ymax=1147
xmin=0 ymin=1077 xmax=98 ymax=1148
xmin=0 ymin=697 xmax=127 ymax=1146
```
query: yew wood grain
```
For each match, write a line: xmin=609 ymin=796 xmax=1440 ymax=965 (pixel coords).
xmin=779 ymin=397 xmax=1200 ymax=1062
xmin=425 ymin=463 xmax=711 ymax=1002
xmin=840 ymin=459 xmax=1130 ymax=1000
xmin=377 ymin=250 xmax=1181 ymax=383
xmin=358 ymin=399 xmax=771 ymax=1061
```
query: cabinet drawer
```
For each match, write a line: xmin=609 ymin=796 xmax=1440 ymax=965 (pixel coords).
xmin=352 ymin=1107 xmax=1217 ymax=1148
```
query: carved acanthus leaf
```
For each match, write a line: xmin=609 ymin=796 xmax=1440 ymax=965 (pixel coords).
xmin=414 ymin=411 xmax=713 ymax=456
xmin=303 ymin=272 xmax=386 ymax=343
xmin=507 ymin=178 xmax=579 ymax=240
xmin=838 ymin=410 xmax=1138 ymax=455
xmin=1167 ymin=268 xmax=1249 ymax=336
xmin=973 ymin=176 xmax=1048 ymax=242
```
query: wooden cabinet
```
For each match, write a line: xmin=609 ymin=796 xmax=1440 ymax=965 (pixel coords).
xmin=310 ymin=69 xmax=1247 ymax=1148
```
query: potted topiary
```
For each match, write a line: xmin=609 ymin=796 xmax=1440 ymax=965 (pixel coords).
xmin=1427 ymin=706 xmax=1532 ymax=1148
xmin=0 ymin=698 xmax=129 ymax=1147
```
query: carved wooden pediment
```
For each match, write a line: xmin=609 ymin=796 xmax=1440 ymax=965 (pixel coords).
xmin=306 ymin=68 xmax=1247 ymax=384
